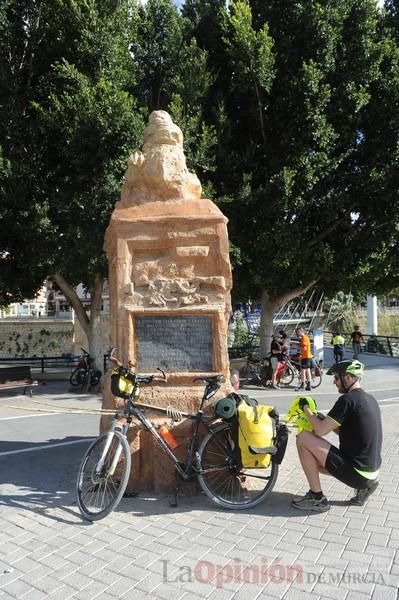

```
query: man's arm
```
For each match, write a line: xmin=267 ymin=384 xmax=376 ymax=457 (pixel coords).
xmin=303 ymin=406 xmax=340 ymax=437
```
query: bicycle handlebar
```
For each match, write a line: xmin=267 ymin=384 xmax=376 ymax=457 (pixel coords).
xmin=109 ymin=348 xmax=167 ymax=383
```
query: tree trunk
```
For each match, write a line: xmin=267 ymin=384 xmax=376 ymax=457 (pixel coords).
xmin=259 ymin=291 xmax=281 ymax=357
xmin=259 ymin=283 xmax=317 ymax=357
xmin=52 ymin=272 xmax=105 ymax=375
xmin=87 ymin=273 xmax=106 ymax=374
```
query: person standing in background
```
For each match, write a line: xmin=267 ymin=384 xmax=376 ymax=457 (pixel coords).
xmin=295 ymin=327 xmax=313 ymax=392
xmin=350 ymin=325 xmax=364 ymax=359
xmin=331 ymin=331 xmax=345 ymax=363
xmin=270 ymin=333 xmax=282 ymax=390
xmin=279 ymin=330 xmax=291 ymax=358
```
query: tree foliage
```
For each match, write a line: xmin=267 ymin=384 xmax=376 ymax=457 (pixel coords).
xmin=183 ymin=0 xmax=399 ymax=352
xmin=1 ymin=0 xmax=399 ymax=361
xmin=0 ymin=0 xmax=144 ymax=365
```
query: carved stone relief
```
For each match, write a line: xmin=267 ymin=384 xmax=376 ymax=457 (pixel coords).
xmin=125 ymin=245 xmax=226 ymax=308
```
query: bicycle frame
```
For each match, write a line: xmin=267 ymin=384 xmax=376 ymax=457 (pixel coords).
xmin=98 ymin=381 xmax=218 ymax=482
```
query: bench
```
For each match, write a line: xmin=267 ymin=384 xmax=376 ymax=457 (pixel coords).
xmin=0 ymin=365 xmax=38 ymax=397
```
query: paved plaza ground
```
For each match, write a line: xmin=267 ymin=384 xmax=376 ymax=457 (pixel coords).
xmin=0 ymin=351 xmax=398 ymax=599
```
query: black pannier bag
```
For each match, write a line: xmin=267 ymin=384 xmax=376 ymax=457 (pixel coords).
xmin=272 ymin=423 xmax=289 ymax=464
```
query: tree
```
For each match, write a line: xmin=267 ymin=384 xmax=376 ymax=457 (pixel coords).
xmin=0 ymin=0 xmax=144 ymax=368
xmin=185 ymin=0 xmax=399 ymax=356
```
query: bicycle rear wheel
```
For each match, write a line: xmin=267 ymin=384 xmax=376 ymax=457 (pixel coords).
xmin=197 ymin=424 xmax=278 ymax=510
xmin=76 ymin=431 xmax=131 ymax=521
xmin=311 ymin=367 xmax=322 ymax=389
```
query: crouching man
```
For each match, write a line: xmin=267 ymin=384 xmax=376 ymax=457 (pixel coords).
xmin=292 ymin=360 xmax=382 ymax=512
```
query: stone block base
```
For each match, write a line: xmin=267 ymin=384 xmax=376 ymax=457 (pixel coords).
xmin=100 ymin=414 xmax=210 ymax=494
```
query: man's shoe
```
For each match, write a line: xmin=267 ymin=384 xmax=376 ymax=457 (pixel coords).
xmin=271 ymin=384 xmax=279 ymax=390
xmin=349 ymin=480 xmax=379 ymax=506
xmin=291 ymin=492 xmax=330 ymax=513
xmin=295 ymin=383 xmax=304 ymax=391
xmin=305 ymin=382 xmax=311 ymax=391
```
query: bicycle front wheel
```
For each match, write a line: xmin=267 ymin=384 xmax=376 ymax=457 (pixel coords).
xmin=278 ymin=364 xmax=295 ymax=386
xmin=70 ymin=368 xmax=86 ymax=387
xmin=197 ymin=424 xmax=278 ymax=510
xmin=76 ymin=431 xmax=131 ymax=521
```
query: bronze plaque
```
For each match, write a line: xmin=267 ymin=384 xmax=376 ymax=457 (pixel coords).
xmin=135 ymin=316 xmax=213 ymax=371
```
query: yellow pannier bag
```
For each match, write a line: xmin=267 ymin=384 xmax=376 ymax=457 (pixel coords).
xmin=237 ymin=401 xmax=276 ymax=468
xmin=110 ymin=369 xmax=136 ymax=399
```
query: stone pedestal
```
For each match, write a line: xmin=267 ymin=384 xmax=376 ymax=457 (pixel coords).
xmin=103 ymin=111 xmax=232 ymax=492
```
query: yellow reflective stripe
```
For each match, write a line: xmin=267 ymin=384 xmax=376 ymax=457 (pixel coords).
xmin=353 ymin=467 xmax=380 ymax=480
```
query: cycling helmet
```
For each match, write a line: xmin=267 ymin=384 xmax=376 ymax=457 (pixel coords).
xmin=326 ymin=360 xmax=364 ymax=378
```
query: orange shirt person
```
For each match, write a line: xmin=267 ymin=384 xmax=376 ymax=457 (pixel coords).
xmin=300 ymin=331 xmax=313 ymax=359
xmin=295 ymin=327 xmax=313 ymax=391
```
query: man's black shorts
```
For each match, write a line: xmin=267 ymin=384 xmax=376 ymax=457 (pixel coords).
xmin=325 ymin=446 xmax=374 ymax=489
xmin=300 ymin=358 xmax=312 ymax=369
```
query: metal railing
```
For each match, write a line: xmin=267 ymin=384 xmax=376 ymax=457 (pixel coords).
xmin=229 ymin=333 xmax=399 ymax=360
xmin=0 ymin=354 xmax=110 ymax=374
xmin=324 ymin=332 xmax=399 ymax=358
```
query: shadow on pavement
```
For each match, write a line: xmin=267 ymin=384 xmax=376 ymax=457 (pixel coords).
xmin=0 ymin=439 xmax=93 ymax=525
xmin=0 ymin=437 xmax=307 ymax=525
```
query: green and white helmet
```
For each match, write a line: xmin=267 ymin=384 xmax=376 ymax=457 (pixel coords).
xmin=326 ymin=360 xmax=364 ymax=378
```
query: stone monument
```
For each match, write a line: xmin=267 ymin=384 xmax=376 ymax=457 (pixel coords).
xmin=103 ymin=110 xmax=232 ymax=491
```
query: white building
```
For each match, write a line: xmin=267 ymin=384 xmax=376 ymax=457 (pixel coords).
xmin=0 ymin=280 xmax=109 ymax=319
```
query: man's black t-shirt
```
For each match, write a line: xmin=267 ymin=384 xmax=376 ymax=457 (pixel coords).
xmin=270 ymin=339 xmax=280 ymax=355
xmin=327 ymin=388 xmax=382 ymax=472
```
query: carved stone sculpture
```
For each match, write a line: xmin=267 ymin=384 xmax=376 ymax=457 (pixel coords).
xmin=103 ymin=110 xmax=233 ymax=492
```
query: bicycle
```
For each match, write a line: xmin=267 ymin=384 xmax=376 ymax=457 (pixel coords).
xmin=277 ymin=353 xmax=322 ymax=389
xmin=70 ymin=347 xmax=101 ymax=389
xmin=76 ymin=348 xmax=280 ymax=521
xmin=239 ymin=353 xmax=272 ymax=387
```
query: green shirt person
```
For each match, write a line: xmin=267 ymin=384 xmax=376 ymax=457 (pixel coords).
xmin=331 ymin=332 xmax=345 ymax=363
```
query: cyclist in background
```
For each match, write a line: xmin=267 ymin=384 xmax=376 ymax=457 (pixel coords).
xmin=331 ymin=331 xmax=345 ymax=363
xmin=295 ymin=327 xmax=313 ymax=392
xmin=270 ymin=333 xmax=282 ymax=390
xmin=292 ymin=360 xmax=382 ymax=512
xmin=279 ymin=330 xmax=291 ymax=358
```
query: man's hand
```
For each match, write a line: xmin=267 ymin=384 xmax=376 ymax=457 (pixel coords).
xmin=298 ymin=397 xmax=309 ymax=410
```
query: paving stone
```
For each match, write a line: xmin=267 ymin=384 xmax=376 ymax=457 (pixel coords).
xmin=102 ymin=575 xmax=137 ymax=597
xmin=151 ymin=582 xmax=188 ymax=600
xmin=344 ymin=592 xmax=373 ymax=600
xmin=68 ymin=581 xmax=110 ymax=600
xmin=371 ymin=584 xmax=399 ymax=600
xmin=2 ymin=577 xmax=47 ymax=597
xmin=32 ymin=574 xmax=71 ymax=595
xmin=365 ymin=545 xmax=396 ymax=559
xmin=91 ymin=568 xmax=123 ymax=586
xmin=46 ymin=583 xmax=77 ymax=599
xmin=341 ymin=549 xmax=373 ymax=565
xmin=280 ymin=586 xmax=320 ymax=600
xmin=344 ymin=536 xmax=368 ymax=553
xmin=20 ymin=589 xmax=49 ymax=600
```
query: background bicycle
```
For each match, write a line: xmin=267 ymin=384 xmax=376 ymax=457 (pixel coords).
xmin=277 ymin=353 xmax=323 ymax=389
xmin=69 ymin=347 xmax=101 ymax=390
xmin=238 ymin=353 xmax=272 ymax=387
